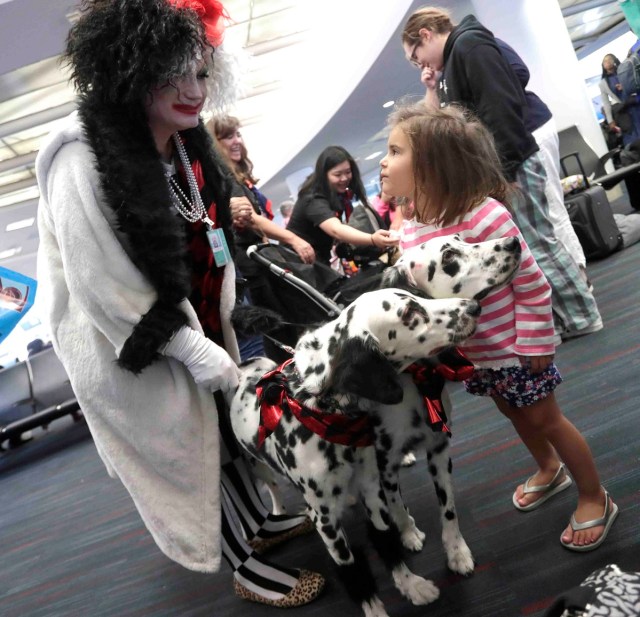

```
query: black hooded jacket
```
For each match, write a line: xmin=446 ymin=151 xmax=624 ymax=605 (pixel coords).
xmin=438 ymin=15 xmax=539 ymax=181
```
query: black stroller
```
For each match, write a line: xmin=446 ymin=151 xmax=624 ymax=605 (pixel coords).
xmin=242 ymin=242 xmax=390 ymax=355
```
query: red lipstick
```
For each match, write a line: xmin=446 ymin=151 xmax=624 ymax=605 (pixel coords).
xmin=173 ymin=104 xmax=201 ymax=115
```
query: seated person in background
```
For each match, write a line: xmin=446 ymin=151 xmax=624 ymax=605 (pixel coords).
xmin=287 ymin=145 xmax=397 ymax=265
xmin=209 ymin=116 xmax=316 ymax=361
xmin=370 ymin=173 xmax=403 ymax=232
xmin=279 ymin=199 xmax=294 ymax=227
xmin=208 ymin=115 xmax=315 ymax=264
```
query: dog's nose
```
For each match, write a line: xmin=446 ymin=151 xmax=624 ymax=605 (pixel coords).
xmin=504 ymin=237 xmax=521 ymax=254
xmin=466 ymin=300 xmax=481 ymax=317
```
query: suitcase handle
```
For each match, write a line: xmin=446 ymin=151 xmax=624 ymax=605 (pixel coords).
xmin=560 ymin=152 xmax=591 ymax=188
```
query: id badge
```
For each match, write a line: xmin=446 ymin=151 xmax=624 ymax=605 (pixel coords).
xmin=206 ymin=228 xmax=231 ymax=267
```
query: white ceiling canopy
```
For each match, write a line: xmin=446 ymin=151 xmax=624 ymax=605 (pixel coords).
xmin=0 ymin=0 xmax=637 ymax=280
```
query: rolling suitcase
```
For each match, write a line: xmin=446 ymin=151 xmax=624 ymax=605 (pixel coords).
xmin=561 ymin=153 xmax=623 ymax=260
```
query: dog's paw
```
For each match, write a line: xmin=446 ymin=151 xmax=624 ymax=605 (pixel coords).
xmin=400 ymin=525 xmax=426 ymax=552
xmin=401 ymin=451 xmax=417 ymax=467
xmin=362 ymin=596 xmax=389 ymax=617
xmin=446 ymin=543 xmax=475 ymax=575
xmin=393 ymin=564 xmax=440 ymax=605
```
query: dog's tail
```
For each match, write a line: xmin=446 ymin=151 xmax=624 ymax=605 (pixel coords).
xmin=231 ymin=305 xmax=286 ymax=337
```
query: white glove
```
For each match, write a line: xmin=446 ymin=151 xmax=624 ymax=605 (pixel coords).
xmin=162 ymin=326 xmax=240 ymax=395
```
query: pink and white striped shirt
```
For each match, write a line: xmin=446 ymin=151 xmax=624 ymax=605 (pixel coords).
xmin=402 ymin=198 xmax=555 ymax=368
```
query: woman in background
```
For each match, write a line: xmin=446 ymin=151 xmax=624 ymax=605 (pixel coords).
xmin=288 ymin=145 xmax=397 ymax=264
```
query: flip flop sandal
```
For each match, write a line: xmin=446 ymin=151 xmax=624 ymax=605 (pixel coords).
xmin=561 ymin=489 xmax=619 ymax=552
xmin=512 ymin=463 xmax=573 ymax=512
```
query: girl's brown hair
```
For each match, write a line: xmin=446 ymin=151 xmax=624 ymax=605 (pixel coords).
xmin=388 ymin=102 xmax=508 ymax=226
xmin=207 ymin=115 xmax=258 ymax=185
xmin=401 ymin=6 xmax=454 ymax=46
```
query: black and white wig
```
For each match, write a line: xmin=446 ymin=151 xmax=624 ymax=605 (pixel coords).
xmin=65 ymin=0 xmax=240 ymax=114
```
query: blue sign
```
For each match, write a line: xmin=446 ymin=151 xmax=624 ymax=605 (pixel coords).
xmin=0 ymin=267 xmax=37 ymax=346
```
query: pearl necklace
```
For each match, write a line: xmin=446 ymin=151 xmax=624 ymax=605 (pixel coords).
xmin=167 ymin=133 xmax=213 ymax=227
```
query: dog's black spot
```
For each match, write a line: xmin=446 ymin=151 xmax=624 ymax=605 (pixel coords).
xmin=288 ymin=433 xmax=297 ymax=449
xmin=388 ymin=329 xmax=397 ymax=340
xmin=321 ymin=524 xmax=338 ymax=540
xmin=418 ymin=335 xmax=426 ymax=343
xmin=333 ymin=537 xmax=351 ymax=562
xmin=433 ymin=440 xmax=448 ymax=456
xmin=434 ymin=481 xmax=448 ymax=507
xmin=445 ymin=510 xmax=456 ymax=521
xmin=453 ymin=282 xmax=462 ymax=294
xmin=443 ymin=260 xmax=461 ymax=278
xmin=332 ymin=486 xmax=342 ymax=496
xmin=428 ymin=464 xmax=438 ymax=477
xmin=448 ymin=458 xmax=453 ymax=474
xmin=483 ymin=256 xmax=497 ymax=266
xmin=428 ymin=260 xmax=437 ymax=281
xmin=382 ymin=300 xmax=391 ymax=311
xmin=321 ymin=515 xmax=330 ymax=525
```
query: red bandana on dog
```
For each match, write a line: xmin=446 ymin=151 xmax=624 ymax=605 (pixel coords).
xmin=255 ymin=349 xmax=474 ymax=448
xmin=255 ymin=359 xmax=374 ymax=449
xmin=405 ymin=348 xmax=475 ymax=435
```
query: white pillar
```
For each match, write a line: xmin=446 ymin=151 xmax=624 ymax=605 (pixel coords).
xmin=470 ymin=0 xmax=608 ymax=156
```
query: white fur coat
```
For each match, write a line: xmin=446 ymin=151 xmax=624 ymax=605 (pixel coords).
xmin=35 ymin=112 xmax=239 ymax=572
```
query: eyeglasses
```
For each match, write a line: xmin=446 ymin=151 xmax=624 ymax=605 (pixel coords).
xmin=409 ymin=38 xmax=423 ymax=68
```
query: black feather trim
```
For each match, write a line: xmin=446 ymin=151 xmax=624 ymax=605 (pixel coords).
xmin=77 ymin=96 xmax=233 ymax=373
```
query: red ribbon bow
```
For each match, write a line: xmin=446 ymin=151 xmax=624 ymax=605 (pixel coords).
xmin=405 ymin=348 xmax=475 ymax=436
xmin=255 ymin=359 xmax=374 ymax=449
xmin=167 ymin=0 xmax=227 ymax=47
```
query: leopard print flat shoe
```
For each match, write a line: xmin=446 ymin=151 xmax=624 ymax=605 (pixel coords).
xmin=233 ymin=569 xmax=325 ymax=608
xmin=247 ymin=517 xmax=316 ymax=553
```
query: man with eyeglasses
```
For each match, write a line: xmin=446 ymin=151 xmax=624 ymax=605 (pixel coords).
xmin=399 ymin=6 xmax=602 ymax=341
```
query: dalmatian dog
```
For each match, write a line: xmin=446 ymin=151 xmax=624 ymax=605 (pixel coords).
xmin=382 ymin=234 xmax=522 ymax=301
xmin=230 ymin=289 xmax=480 ymax=617
xmin=371 ymin=234 xmax=522 ymax=564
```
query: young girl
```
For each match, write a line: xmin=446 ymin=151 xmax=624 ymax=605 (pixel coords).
xmin=379 ymin=103 xmax=618 ymax=551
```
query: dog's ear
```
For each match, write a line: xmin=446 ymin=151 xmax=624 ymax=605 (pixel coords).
xmin=326 ymin=335 xmax=404 ymax=405
xmin=381 ymin=263 xmax=414 ymax=291
xmin=382 ymin=262 xmax=433 ymax=299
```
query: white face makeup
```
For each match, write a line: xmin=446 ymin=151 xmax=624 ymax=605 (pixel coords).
xmin=146 ymin=58 xmax=209 ymax=140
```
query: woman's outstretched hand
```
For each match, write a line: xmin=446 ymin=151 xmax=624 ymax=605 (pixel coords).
xmin=371 ymin=229 xmax=400 ymax=249
xmin=289 ymin=237 xmax=316 ymax=264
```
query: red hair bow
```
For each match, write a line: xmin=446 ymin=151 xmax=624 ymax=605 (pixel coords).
xmin=167 ymin=0 xmax=228 ymax=47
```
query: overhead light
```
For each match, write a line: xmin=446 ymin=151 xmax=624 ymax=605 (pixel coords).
xmin=0 ymin=247 xmax=23 ymax=260
xmin=382 ymin=100 xmax=394 ymax=108
xmin=6 ymin=217 xmax=35 ymax=232
xmin=364 ymin=150 xmax=383 ymax=161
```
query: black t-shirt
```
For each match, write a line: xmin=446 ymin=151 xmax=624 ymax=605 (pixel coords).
xmin=287 ymin=192 xmax=342 ymax=264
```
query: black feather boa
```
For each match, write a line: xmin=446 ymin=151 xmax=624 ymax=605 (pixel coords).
xmin=77 ymin=96 xmax=234 ymax=374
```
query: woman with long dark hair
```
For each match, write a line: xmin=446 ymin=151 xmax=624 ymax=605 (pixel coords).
xmin=288 ymin=146 xmax=398 ymax=264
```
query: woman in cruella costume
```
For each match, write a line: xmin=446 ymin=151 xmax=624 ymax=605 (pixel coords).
xmin=35 ymin=0 xmax=323 ymax=608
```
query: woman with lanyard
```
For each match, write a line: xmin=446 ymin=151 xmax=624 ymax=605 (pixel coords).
xmin=287 ymin=145 xmax=398 ymax=265
xmin=35 ymin=0 xmax=323 ymax=608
